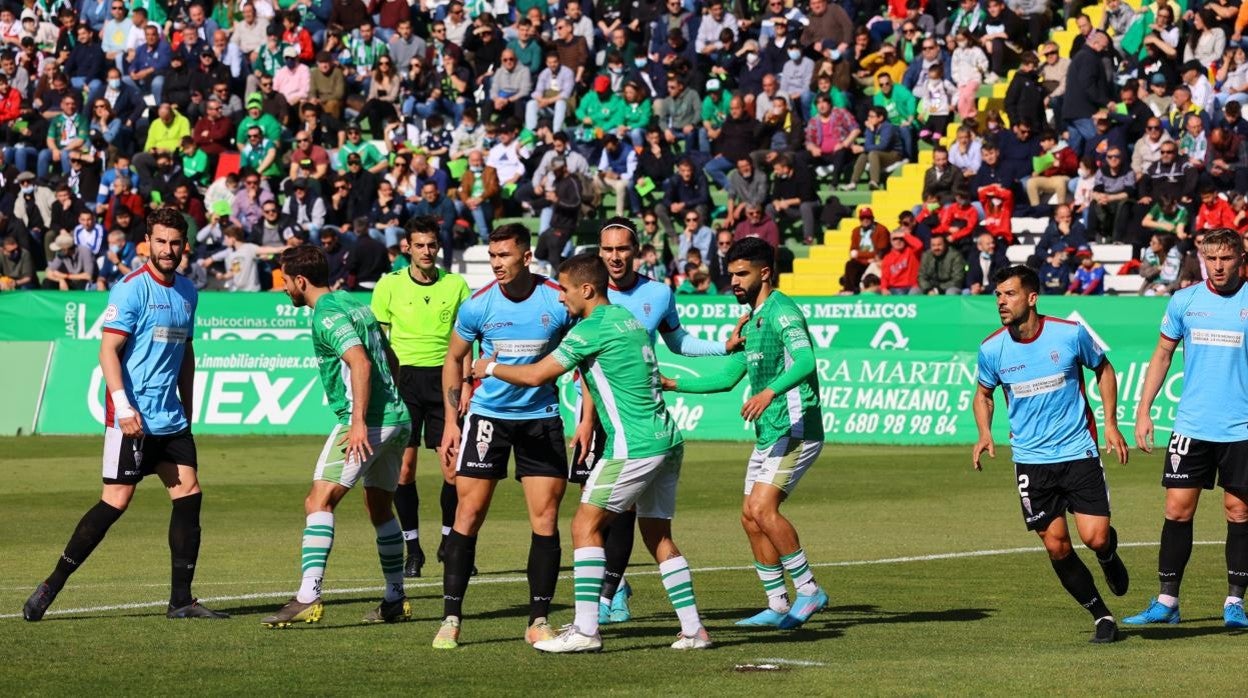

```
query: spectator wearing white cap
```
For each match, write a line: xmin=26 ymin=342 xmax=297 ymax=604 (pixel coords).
xmin=274 ymin=44 xmax=310 ymax=104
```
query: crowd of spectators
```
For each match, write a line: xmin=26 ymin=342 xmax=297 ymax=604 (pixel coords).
xmin=841 ymin=0 xmax=1248 ymax=297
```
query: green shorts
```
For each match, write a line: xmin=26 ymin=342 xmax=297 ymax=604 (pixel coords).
xmin=745 ymin=438 xmax=821 ymax=496
xmin=313 ymin=423 xmax=410 ymax=491
xmin=581 ymin=444 xmax=684 ymax=519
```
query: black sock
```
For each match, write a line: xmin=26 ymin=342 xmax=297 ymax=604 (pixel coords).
xmin=1051 ymin=551 xmax=1112 ymax=620
xmin=1095 ymin=526 xmax=1120 ymax=563
xmin=440 ymin=481 xmax=457 ymax=532
xmin=600 ymin=510 xmax=636 ymax=601
xmin=1159 ymin=518 xmax=1194 ymax=597
xmin=1227 ymin=521 xmax=1248 ymax=598
xmin=527 ymin=531 xmax=561 ymax=623
xmin=393 ymin=482 xmax=421 ymax=554
xmin=169 ymin=492 xmax=202 ymax=608
xmin=442 ymin=530 xmax=476 ymax=618
xmin=46 ymin=500 xmax=124 ymax=594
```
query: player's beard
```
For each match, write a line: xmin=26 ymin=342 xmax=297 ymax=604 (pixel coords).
xmin=151 ymin=254 xmax=178 ymax=276
xmin=733 ymin=281 xmax=760 ymax=307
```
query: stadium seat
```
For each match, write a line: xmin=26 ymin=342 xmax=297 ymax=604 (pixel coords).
xmin=214 ymin=152 xmax=240 ymax=181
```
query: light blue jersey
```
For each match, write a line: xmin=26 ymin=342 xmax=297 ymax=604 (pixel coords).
xmin=977 ymin=316 xmax=1104 ymax=464
xmin=455 ymin=275 xmax=573 ymax=420
xmin=101 ymin=265 xmax=198 ymax=435
xmin=1160 ymin=280 xmax=1248 ymax=442
xmin=608 ymin=274 xmax=725 ymax=355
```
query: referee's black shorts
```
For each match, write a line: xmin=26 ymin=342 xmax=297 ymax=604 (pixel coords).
xmin=399 ymin=366 xmax=446 ymax=450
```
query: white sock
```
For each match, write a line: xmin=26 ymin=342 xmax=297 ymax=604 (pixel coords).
xmin=659 ymin=556 xmax=702 ymax=636
xmin=298 ymin=511 xmax=334 ymax=603
xmin=780 ymin=548 xmax=819 ymax=597
xmin=375 ymin=518 xmax=405 ymax=602
xmin=1158 ymin=594 xmax=1179 ymax=608
xmin=1226 ymin=596 xmax=1243 ymax=607
xmin=441 ymin=525 xmax=452 ymax=536
xmin=574 ymin=547 xmax=606 ymax=636
xmin=754 ymin=561 xmax=791 ymax=613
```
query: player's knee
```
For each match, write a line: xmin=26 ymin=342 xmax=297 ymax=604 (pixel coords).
xmin=1224 ymin=499 xmax=1248 ymax=524
xmin=1163 ymin=504 xmax=1197 ymax=522
xmin=1082 ymin=529 xmax=1109 ymax=552
xmin=1043 ymin=537 xmax=1073 ymax=560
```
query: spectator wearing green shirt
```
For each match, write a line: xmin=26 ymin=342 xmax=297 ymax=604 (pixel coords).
xmin=506 ymin=17 xmax=543 ymax=76
xmin=337 ymin=122 xmax=387 ymax=174
xmin=872 ymin=73 xmax=917 ymax=160
xmin=575 ymin=75 xmax=627 ymax=143
xmin=40 ymin=94 xmax=87 ymax=177
xmin=180 ymin=137 xmax=210 ymax=188
xmin=699 ymin=79 xmax=731 ymax=151
xmin=240 ymin=125 xmax=281 ymax=179
xmin=618 ymin=81 xmax=652 ymax=146
xmin=235 ymin=93 xmax=283 ymax=147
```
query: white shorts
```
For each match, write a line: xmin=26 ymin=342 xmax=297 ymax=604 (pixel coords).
xmin=744 ymin=438 xmax=822 ymax=496
xmin=313 ymin=423 xmax=410 ymax=491
xmin=581 ymin=444 xmax=684 ymax=520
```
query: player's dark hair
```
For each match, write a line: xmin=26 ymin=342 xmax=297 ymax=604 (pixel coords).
xmin=407 ymin=215 xmax=440 ymax=239
xmin=993 ymin=264 xmax=1040 ymax=294
xmin=489 ymin=223 xmax=531 ymax=250
xmin=280 ymin=245 xmax=329 ymax=287
xmin=726 ymin=236 xmax=776 ymax=271
xmin=558 ymin=252 xmax=609 ymax=294
xmin=146 ymin=206 xmax=187 ymax=238
xmin=599 ymin=216 xmax=639 ymax=246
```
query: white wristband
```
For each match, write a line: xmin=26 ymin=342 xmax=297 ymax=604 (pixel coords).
xmin=112 ymin=390 xmax=135 ymax=419
xmin=485 ymin=361 xmax=498 ymax=377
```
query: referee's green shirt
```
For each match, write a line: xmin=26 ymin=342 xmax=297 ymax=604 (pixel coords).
xmin=371 ymin=268 xmax=470 ymax=368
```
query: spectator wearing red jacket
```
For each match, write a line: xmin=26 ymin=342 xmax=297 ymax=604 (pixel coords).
xmin=0 ymin=73 xmax=19 ymax=128
xmin=933 ymin=189 xmax=980 ymax=239
xmin=978 ymin=183 xmax=1015 ymax=244
xmin=880 ymin=227 xmax=924 ymax=294
xmin=1194 ymin=185 xmax=1237 ymax=232
xmin=841 ymin=206 xmax=890 ymax=293
xmin=1025 ymin=129 xmax=1079 ymax=206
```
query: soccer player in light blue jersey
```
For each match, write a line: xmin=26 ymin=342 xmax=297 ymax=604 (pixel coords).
xmin=1127 ymin=228 xmax=1248 ymax=630
xmin=578 ymin=217 xmax=745 ymax=626
xmin=23 ymin=208 xmax=228 ymax=622
xmin=973 ymin=265 xmax=1129 ymax=644
xmin=434 ymin=224 xmax=575 ymax=649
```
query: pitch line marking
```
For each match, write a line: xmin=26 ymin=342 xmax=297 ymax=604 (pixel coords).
xmin=756 ymin=658 xmax=828 ymax=667
xmin=0 ymin=541 xmax=1222 ymax=620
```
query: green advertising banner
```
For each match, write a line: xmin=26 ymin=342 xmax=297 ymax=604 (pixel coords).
xmin=10 ymin=294 xmax=1183 ymax=444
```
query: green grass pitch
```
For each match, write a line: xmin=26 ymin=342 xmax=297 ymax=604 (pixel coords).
xmin=0 ymin=436 xmax=1243 ymax=695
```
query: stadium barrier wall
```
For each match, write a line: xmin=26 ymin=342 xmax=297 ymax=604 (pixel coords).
xmin=1 ymin=294 xmax=1182 ymax=444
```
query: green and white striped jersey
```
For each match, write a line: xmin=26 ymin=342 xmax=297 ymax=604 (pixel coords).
xmin=552 ymin=304 xmax=683 ymax=459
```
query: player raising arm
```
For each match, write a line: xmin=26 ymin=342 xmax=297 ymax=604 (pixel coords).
xmin=1125 ymin=228 xmax=1248 ymax=630
xmin=972 ymin=264 xmax=1130 ymax=644
xmin=662 ymin=237 xmax=829 ymax=630
xmin=472 ymin=252 xmax=711 ymax=652
xmin=24 ymin=208 xmax=226 ymax=622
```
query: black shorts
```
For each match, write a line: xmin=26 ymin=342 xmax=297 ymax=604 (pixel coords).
xmin=399 ymin=365 xmax=446 ymax=450
xmin=569 ymin=418 xmax=609 ymax=485
xmin=455 ymin=413 xmax=570 ymax=481
xmin=102 ymin=427 xmax=198 ymax=485
xmin=1161 ymin=433 xmax=1248 ymax=490
xmin=1014 ymin=457 xmax=1110 ymax=531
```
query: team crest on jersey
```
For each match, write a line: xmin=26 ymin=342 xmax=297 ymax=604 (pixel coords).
xmin=440 ymin=309 xmax=452 ymax=323
xmin=322 ymin=318 xmax=334 ymax=329
xmin=1021 ymin=496 xmax=1033 ymax=515
xmin=103 ymin=304 xmax=119 ymax=322
xmin=1170 ymin=454 xmax=1181 ymax=472
xmin=643 ymin=302 xmax=652 ymax=316
xmin=133 ymin=448 xmax=144 ymax=470
xmin=1240 ymin=308 xmax=1248 ymax=321
xmin=184 ymin=301 xmax=192 ymax=315
xmin=540 ymin=313 xmax=552 ymax=329
xmin=1050 ymin=350 xmax=1060 ymax=365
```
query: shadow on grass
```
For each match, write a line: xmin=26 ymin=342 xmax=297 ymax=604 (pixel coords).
xmin=1128 ymin=618 xmax=1248 ymax=641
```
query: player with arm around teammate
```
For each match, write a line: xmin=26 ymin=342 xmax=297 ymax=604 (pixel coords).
xmin=433 ymin=224 xmax=575 ymax=649
xmin=260 ymin=245 xmax=414 ymax=628
xmin=662 ymin=237 xmax=830 ymax=630
xmin=1125 ymin=228 xmax=1248 ymax=629
xmin=972 ymin=264 xmax=1131 ymax=644
xmin=24 ymin=207 xmax=227 ymax=622
xmin=370 ymin=218 xmax=472 ymax=578
xmin=579 ymin=216 xmax=745 ymax=626
xmin=472 ymin=252 xmax=712 ymax=652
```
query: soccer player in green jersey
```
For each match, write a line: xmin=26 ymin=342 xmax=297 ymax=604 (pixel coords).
xmin=371 ymin=219 xmax=471 ymax=578
xmin=664 ymin=237 xmax=829 ymax=629
xmin=261 ymin=246 xmax=414 ymax=628
xmin=470 ymin=253 xmax=712 ymax=652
